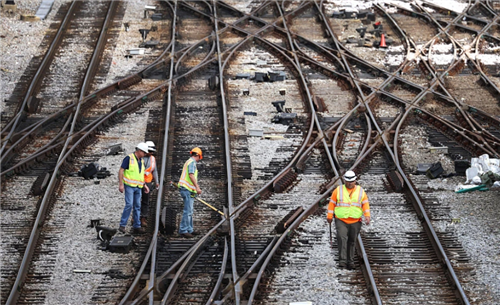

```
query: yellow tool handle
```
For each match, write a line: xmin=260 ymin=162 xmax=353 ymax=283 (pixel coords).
xmin=196 ymin=198 xmax=225 ymax=216
xmin=171 ymin=181 xmax=225 ymax=216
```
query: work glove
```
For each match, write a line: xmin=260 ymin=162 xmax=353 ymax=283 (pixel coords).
xmin=327 ymin=218 xmax=332 ymax=224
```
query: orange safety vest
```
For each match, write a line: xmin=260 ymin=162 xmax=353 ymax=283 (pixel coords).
xmin=327 ymin=185 xmax=370 ymax=224
xmin=144 ymin=155 xmax=156 ymax=183
xmin=123 ymin=153 xmax=145 ymax=188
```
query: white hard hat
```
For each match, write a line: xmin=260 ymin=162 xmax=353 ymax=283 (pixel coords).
xmin=145 ymin=140 xmax=156 ymax=152
xmin=136 ymin=142 xmax=149 ymax=153
xmin=344 ymin=170 xmax=357 ymax=182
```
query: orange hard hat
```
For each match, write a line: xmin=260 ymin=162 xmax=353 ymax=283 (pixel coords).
xmin=190 ymin=147 xmax=203 ymax=160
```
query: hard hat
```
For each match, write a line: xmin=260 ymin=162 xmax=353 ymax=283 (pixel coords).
xmin=344 ymin=170 xmax=357 ymax=182
xmin=146 ymin=141 xmax=156 ymax=152
xmin=136 ymin=142 xmax=149 ymax=153
xmin=190 ymin=147 xmax=203 ymax=160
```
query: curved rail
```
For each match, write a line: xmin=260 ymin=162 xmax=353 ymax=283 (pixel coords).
xmin=0 ymin=1 xmax=80 ymax=155
xmin=4 ymin=1 xmax=119 ymax=304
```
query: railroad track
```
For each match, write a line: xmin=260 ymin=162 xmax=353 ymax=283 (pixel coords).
xmin=2 ymin=0 xmax=500 ymax=304
xmin=1 ymin=0 xmax=172 ymax=303
xmin=119 ymin=1 xmax=500 ymax=304
xmin=2 ymin=1 xmax=112 ymax=163
xmin=1 ymin=1 xmax=121 ymax=303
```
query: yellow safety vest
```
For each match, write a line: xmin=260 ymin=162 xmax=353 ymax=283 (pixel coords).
xmin=144 ymin=155 xmax=156 ymax=183
xmin=178 ymin=158 xmax=198 ymax=193
xmin=334 ymin=185 xmax=364 ymax=219
xmin=123 ymin=153 xmax=145 ymax=188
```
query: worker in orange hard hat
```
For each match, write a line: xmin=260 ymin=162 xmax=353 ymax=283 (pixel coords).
xmin=327 ymin=170 xmax=370 ymax=270
xmin=177 ymin=147 xmax=203 ymax=238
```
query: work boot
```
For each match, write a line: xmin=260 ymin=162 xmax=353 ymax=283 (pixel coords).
xmin=338 ymin=261 xmax=346 ymax=269
xmin=346 ymin=262 xmax=355 ymax=270
xmin=140 ymin=217 xmax=148 ymax=227
xmin=132 ymin=227 xmax=146 ymax=235
xmin=118 ymin=226 xmax=126 ymax=233
xmin=181 ymin=232 xmax=194 ymax=238
xmin=190 ymin=231 xmax=200 ymax=236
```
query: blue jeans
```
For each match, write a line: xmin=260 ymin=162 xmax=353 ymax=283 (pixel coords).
xmin=120 ymin=185 xmax=142 ymax=228
xmin=179 ymin=187 xmax=195 ymax=234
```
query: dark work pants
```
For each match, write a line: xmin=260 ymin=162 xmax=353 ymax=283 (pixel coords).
xmin=335 ymin=218 xmax=362 ymax=264
xmin=141 ymin=182 xmax=153 ymax=218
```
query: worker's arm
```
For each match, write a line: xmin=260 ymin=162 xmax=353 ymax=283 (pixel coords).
xmin=327 ymin=188 xmax=338 ymax=223
xmin=361 ymin=190 xmax=370 ymax=225
xmin=189 ymin=173 xmax=202 ymax=194
xmin=118 ymin=168 xmax=125 ymax=193
xmin=152 ymin=157 xmax=159 ymax=189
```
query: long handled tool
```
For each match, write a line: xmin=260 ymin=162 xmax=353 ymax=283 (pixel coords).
xmin=171 ymin=181 xmax=226 ymax=217
xmin=329 ymin=222 xmax=333 ymax=247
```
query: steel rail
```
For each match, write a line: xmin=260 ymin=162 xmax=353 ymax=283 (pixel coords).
xmin=373 ymin=1 xmax=499 ymax=155
xmin=212 ymin=1 xmax=239 ymax=302
xmin=273 ymin=1 xmax=336 ymax=180
xmin=382 ymin=3 xmax=500 ymax=151
xmin=138 ymin=1 xmax=492 ymax=302
xmin=349 ymin=4 xmax=473 ymax=304
xmin=2 ymin=5 xmax=259 ymax=178
xmin=2 ymin=7 xmax=212 ymax=160
xmin=160 ymin=2 xmax=321 ymax=303
xmin=0 ymin=1 xmax=80 ymax=155
xmin=247 ymin=1 xmax=378 ymax=302
xmin=206 ymin=237 xmax=229 ymax=305
xmin=312 ymin=5 xmax=415 ymax=302
xmin=218 ymin=236 xmax=279 ymax=303
xmin=160 ymin=1 xmax=488 ymax=302
xmin=411 ymin=2 xmax=500 ymax=154
xmin=124 ymin=1 xmax=282 ymax=303
xmin=1 ymin=4 xmax=311 ymax=303
xmin=303 ymin=1 xmax=386 ymax=303
xmin=153 ymin=2 xmax=341 ymax=302
xmin=117 ymin=1 xmax=177 ymax=304
xmin=147 ymin=1 xmax=176 ymax=304
xmin=247 ymin=179 xmax=340 ymax=304
xmin=317 ymin=2 xmax=473 ymax=304
xmin=268 ymin=29 xmax=497 ymax=160
xmin=484 ymin=0 xmax=499 ymax=14
xmin=312 ymin=3 xmax=500 ymax=158
xmin=203 ymin=1 xmax=343 ymax=175
xmin=4 ymin=1 xmax=118 ymax=303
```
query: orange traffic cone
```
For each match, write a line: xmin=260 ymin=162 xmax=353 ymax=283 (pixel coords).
xmin=379 ymin=33 xmax=387 ymax=48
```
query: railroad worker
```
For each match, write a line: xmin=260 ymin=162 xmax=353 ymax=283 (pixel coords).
xmin=178 ymin=147 xmax=203 ymax=238
xmin=140 ymin=141 xmax=159 ymax=228
xmin=118 ymin=142 xmax=150 ymax=235
xmin=327 ymin=170 xmax=370 ymax=270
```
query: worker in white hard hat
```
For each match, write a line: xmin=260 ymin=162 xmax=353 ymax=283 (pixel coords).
xmin=140 ymin=141 xmax=159 ymax=228
xmin=118 ymin=142 xmax=150 ymax=235
xmin=327 ymin=170 xmax=370 ymax=270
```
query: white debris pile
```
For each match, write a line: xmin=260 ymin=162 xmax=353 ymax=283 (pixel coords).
xmin=476 ymin=54 xmax=500 ymax=66
xmin=430 ymin=43 xmax=454 ymax=66
xmin=432 ymin=44 xmax=453 ymax=53
xmin=325 ymin=0 xmax=468 ymax=16
xmin=455 ymin=154 xmax=500 ymax=192
xmin=384 ymin=53 xmax=405 ymax=66
xmin=424 ymin=0 xmax=469 ymax=13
